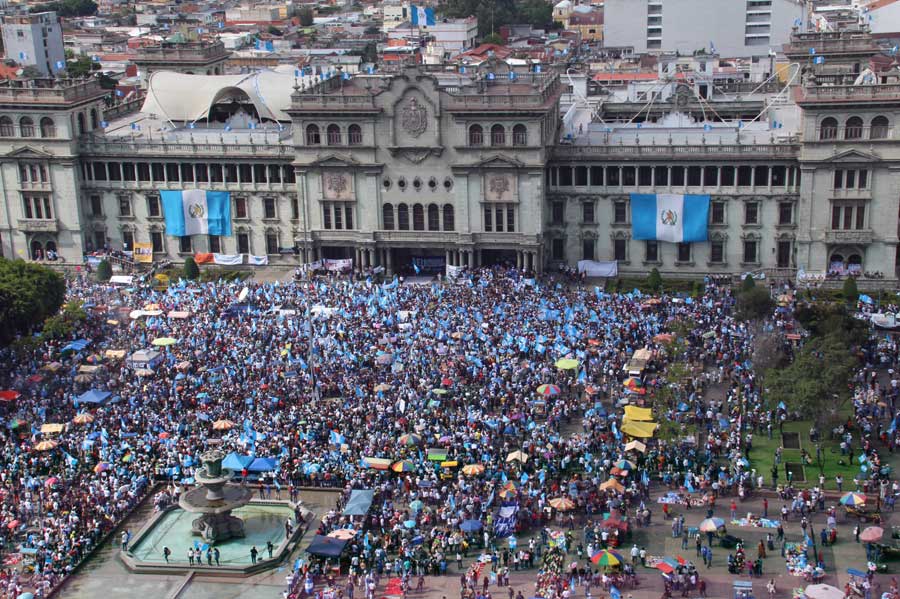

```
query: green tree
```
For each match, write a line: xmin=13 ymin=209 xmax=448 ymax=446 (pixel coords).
xmin=96 ymin=259 xmax=112 ymax=282
xmin=30 ymin=0 xmax=97 ymax=17
xmin=361 ymin=41 xmax=378 ymax=64
xmin=0 ymin=258 xmax=66 ymax=345
xmin=482 ymin=33 xmax=504 ymax=45
xmin=65 ymin=55 xmax=101 ymax=78
xmin=842 ymin=276 xmax=859 ymax=304
xmin=42 ymin=300 xmax=87 ymax=340
xmin=646 ymin=268 xmax=662 ymax=293
xmin=183 ymin=256 xmax=200 ymax=280
xmin=297 ymin=6 xmax=314 ymax=26
xmin=20 ymin=66 xmax=44 ymax=79
xmin=736 ymin=286 xmax=774 ymax=321
xmin=741 ymin=274 xmax=756 ymax=292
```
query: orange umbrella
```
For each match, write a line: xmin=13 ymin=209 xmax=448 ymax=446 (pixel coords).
xmin=212 ymin=419 xmax=235 ymax=431
xmin=34 ymin=440 xmax=58 ymax=451
xmin=548 ymin=497 xmax=576 ymax=511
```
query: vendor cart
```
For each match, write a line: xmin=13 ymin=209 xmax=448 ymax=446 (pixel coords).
xmin=733 ymin=580 xmax=754 ymax=599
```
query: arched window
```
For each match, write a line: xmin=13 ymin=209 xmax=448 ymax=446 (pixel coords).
xmin=845 ymin=116 xmax=864 ymax=140
xmin=443 ymin=204 xmax=455 ymax=231
xmin=0 ymin=117 xmax=13 ymax=137
xmin=326 ymin=124 xmax=341 ymax=145
xmin=77 ymin=113 xmax=85 ymax=135
xmin=468 ymin=124 xmax=483 ymax=146
xmin=19 ymin=117 xmax=34 ymax=137
xmin=397 ymin=203 xmax=410 ymax=230
xmin=490 ymin=124 xmax=505 ymax=146
xmin=512 ymin=124 xmax=527 ymax=146
xmin=306 ymin=124 xmax=320 ymax=145
xmin=39 ymin=117 xmax=55 ymax=138
xmin=89 ymin=109 xmax=98 ymax=130
xmin=413 ymin=204 xmax=425 ymax=230
xmin=348 ymin=124 xmax=362 ymax=145
xmin=819 ymin=117 xmax=838 ymax=140
xmin=427 ymin=204 xmax=440 ymax=231
xmin=383 ymin=203 xmax=395 ymax=230
xmin=871 ymin=116 xmax=890 ymax=139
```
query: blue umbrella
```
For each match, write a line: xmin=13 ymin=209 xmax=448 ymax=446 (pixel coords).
xmin=403 ymin=520 xmax=416 ymax=529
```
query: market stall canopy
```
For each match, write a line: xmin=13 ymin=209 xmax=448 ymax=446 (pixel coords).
xmin=61 ymin=339 xmax=90 ymax=353
xmin=803 ymin=584 xmax=844 ymax=599
xmin=247 ymin=457 xmax=277 ymax=472
xmin=104 ymin=349 xmax=126 ymax=359
xmin=624 ymin=440 xmax=646 ymax=453
xmin=363 ymin=457 xmax=392 ymax=470
xmin=342 ymin=489 xmax=374 ymax=516
xmin=222 ymin=452 xmax=253 ymax=471
xmin=109 ymin=275 xmax=133 ymax=285
xmin=39 ymin=423 xmax=64 ymax=434
xmin=620 ymin=419 xmax=658 ymax=438
xmin=623 ymin=405 xmax=653 ymax=421
xmin=305 ymin=535 xmax=348 ymax=558
xmin=74 ymin=390 xmax=112 ymax=405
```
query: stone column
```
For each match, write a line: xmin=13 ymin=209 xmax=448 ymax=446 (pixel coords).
xmin=386 ymin=248 xmax=393 ymax=275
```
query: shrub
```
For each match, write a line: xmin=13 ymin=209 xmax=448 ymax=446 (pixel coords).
xmin=183 ymin=256 xmax=200 ymax=280
xmin=842 ymin=276 xmax=859 ymax=304
xmin=647 ymin=268 xmax=662 ymax=293
xmin=96 ymin=259 xmax=112 ymax=282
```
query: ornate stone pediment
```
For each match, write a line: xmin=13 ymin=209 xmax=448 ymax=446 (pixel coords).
xmin=825 ymin=148 xmax=880 ymax=163
xmin=6 ymin=146 xmax=53 ymax=159
xmin=470 ymin=154 xmax=526 ymax=169
xmin=309 ymin=154 xmax=360 ymax=168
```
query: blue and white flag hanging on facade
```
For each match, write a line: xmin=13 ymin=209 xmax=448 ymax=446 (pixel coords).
xmin=631 ymin=193 xmax=710 ymax=243
xmin=161 ymin=190 xmax=232 ymax=237
xmin=410 ymin=5 xmax=436 ymax=26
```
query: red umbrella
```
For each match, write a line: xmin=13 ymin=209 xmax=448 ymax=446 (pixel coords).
xmin=441 ymin=378 xmax=453 ymax=386
xmin=655 ymin=561 xmax=674 ymax=574
xmin=0 ymin=391 xmax=20 ymax=402
xmin=158 ymin=432 xmax=170 ymax=439
xmin=6 ymin=520 xmax=19 ymax=530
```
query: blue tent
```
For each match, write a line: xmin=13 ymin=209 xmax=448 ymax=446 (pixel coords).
xmin=61 ymin=339 xmax=90 ymax=353
xmin=247 ymin=457 xmax=277 ymax=472
xmin=306 ymin=535 xmax=347 ymax=558
xmin=342 ymin=489 xmax=374 ymax=516
xmin=75 ymin=390 xmax=111 ymax=406
xmin=460 ymin=519 xmax=483 ymax=532
xmin=222 ymin=452 xmax=253 ymax=471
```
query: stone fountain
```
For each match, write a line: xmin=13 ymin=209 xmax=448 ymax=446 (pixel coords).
xmin=178 ymin=449 xmax=254 ymax=543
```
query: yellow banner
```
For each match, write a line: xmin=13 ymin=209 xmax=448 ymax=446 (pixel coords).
xmin=133 ymin=242 xmax=153 ymax=263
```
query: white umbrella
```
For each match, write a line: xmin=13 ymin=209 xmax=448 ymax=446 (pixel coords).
xmin=803 ymin=584 xmax=844 ymax=599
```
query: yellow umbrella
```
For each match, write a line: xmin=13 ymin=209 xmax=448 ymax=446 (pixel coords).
xmin=555 ymin=358 xmax=580 ymax=370
xmin=506 ymin=450 xmax=528 ymax=463
xmin=151 ymin=337 xmax=178 ymax=347
xmin=600 ymin=478 xmax=625 ymax=492
xmin=462 ymin=464 xmax=485 ymax=476
xmin=212 ymin=419 xmax=236 ymax=431
xmin=34 ymin=440 xmax=58 ymax=452
xmin=73 ymin=413 xmax=94 ymax=425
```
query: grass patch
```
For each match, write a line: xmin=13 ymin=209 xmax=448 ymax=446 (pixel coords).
xmin=749 ymin=419 xmax=860 ymax=491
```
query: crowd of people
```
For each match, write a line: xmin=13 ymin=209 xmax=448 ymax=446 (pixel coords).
xmin=0 ymin=264 xmax=899 ymax=599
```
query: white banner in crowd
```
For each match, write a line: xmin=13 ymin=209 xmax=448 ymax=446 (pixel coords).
xmin=213 ymin=253 xmax=243 ymax=266
xmin=576 ymin=260 xmax=618 ymax=277
xmin=248 ymin=255 xmax=269 ymax=266
xmin=446 ymin=264 xmax=466 ymax=279
xmin=324 ymin=259 xmax=353 ymax=272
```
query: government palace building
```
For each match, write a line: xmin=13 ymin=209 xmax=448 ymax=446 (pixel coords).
xmin=0 ymin=28 xmax=899 ymax=285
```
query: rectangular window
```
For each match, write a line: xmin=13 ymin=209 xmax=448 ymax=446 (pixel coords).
xmin=703 ymin=166 xmax=718 ymax=187
xmin=151 ymin=231 xmax=163 ymax=253
xmin=263 ymin=197 xmax=276 ymax=219
xmin=832 ymin=205 xmax=841 ymax=229
xmin=613 ymin=201 xmax=627 ymax=224
xmin=843 ymin=206 xmax=852 ymax=229
xmin=754 ymin=165 xmax=769 ymax=187
xmin=721 ymin=166 xmax=735 ymax=187
xmin=268 ymin=165 xmax=281 ymax=183
xmin=122 ymin=163 xmax=135 ymax=181
xmin=638 ymin=166 xmax=652 ymax=186
xmin=334 ymin=204 xmax=343 ymax=229
xmin=494 ymin=207 xmax=503 ymax=232
xmin=552 ymin=238 xmax=565 ymax=261
xmin=122 ymin=230 xmax=133 ymax=251
xmin=711 ymin=201 xmax=725 ymax=224
xmin=90 ymin=195 xmax=102 ymax=216
xmin=148 ymin=195 xmax=160 ymax=218
xmin=744 ymin=202 xmax=759 ymax=225
xmin=737 ymin=166 xmax=752 ymax=186
xmin=582 ymin=202 xmax=595 ymax=223
xmin=179 ymin=236 xmax=191 ymax=253
xmin=614 ymin=238 xmax=626 ymax=261
xmin=645 ymin=241 xmax=658 ymax=262
xmin=484 ymin=206 xmax=492 ymax=232
xmin=574 ymin=166 xmax=588 ymax=186
xmin=195 ymin=164 xmax=208 ymax=183
xmin=858 ymin=170 xmax=868 ymax=189
xmin=210 ymin=164 xmax=223 ymax=183
xmin=558 ymin=168 xmax=573 ymax=186
xmin=711 ymin=240 xmax=724 ymax=263
xmin=209 ymin=235 xmax=221 ymax=254
xmin=235 ymin=197 xmax=248 ymax=219
xmin=687 ymin=166 xmax=702 ymax=186
xmin=323 ymin=205 xmax=332 ymax=229
xmin=22 ymin=197 xmax=32 ymax=219
xmin=622 ymin=166 xmax=636 ymax=187
xmin=551 ymin=201 xmax=565 ymax=225
xmin=590 ymin=166 xmax=604 ymax=186
xmin=606 ymin=166 xmax=620 ymax=186
xmin=654 ymin=166 xmax=669 ymax=186
xmin=671 ymin=166 xmax=685 ymax=186
xmin=108 ymin=163 xmax=121 ymax=181
xmin=118 ymin=196 xmax=131 ymax=217
xmin=856 ymin=204 xmax=865 ymax=229
xmin=834 ymin=169 xmax=844 ymax=189
xmin=266 ymin=233 xmax=278 ymax=255
xmin=237 ymin=233 xmax=250 ymax=254
xmin=582 ymin=239 xmax=595 ymax=261
xmin=283 ymin=166 xmax=296 ymax=183
xmin=239 ymin=164 xmax=252 ymax=183
xmin=291 ymin=197 xmax=299 ymax=220
xmin=93 ymin=162 xmax=107 ymax=181
xmin=137 ymin=163 xmax=150 ymax=182
xmin=225 ymin=165 xmax=237 ymax=183
xmin=254 ymin=164 xmax=267 ymax=183
xmin=677 ymin=242 xmax=691 ymax=262
xmin=345 ymin=205 xmax=354 ymax=230
xmin=743 ymin=240 xmax=757 ymax=263
xmin=778 ymin=202 xmax=793 ymax=225
xmin=506 ymin=206 xmax=514 ymax=232
xmin=771 ymin=165 xmax=786 ymax=187
xmin=845 ymin=170 xmax=856 ymax=189
xmin=152 ymin=163 xmax=164 ymax=182
xmin=165 ymin=163 xmax=179 ymax=182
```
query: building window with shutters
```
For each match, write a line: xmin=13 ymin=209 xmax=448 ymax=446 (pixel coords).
xmin=582 ymin=201 xmax=595 ymax=223
xmin=613 ymin=200 xmax=628 ymax=224
xmin=263 ymin=197 xmax=276 ymax=220
xmin=582 ymin=238 xmax=594 ymax=261
xmin=710 ymin=240 xmax=725 ymax=263
xmin=613 ymin=238 xmax=627 ymax=261
xmin=742 ymin=239 xmax=758 ymax=264
xmin=266 ymin=231 xmax=278 ymax=255
xmin=551 ymin=201 xmax=565 ymax=225
xmin=676 ymin=242 xmax=691 ymax=263
xmin=710 ymin=201 xmax=725 ymax=224
xmin=209 ymin=235 xmax=221 ymax=253
xmin=151 ymin=231 xmax=164 ymax=253
xmin=645 ymin=241 xmax=658 ymax=262
xmin=552 ymin=238 xmax=565 ymax=261
xmin=237 ymin=232 xmax=250 ymax=254
xmin=179 ymin=236 xmax=192 ymax=254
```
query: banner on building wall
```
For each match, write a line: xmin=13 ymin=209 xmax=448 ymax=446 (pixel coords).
xmin=161 ymin=190 xmax=232 ymax=237
xmin=577 ymin=260 xmax=618 ymax=277
xmin=248 ymin=255 xmax=269 ymax=266
xmin=446 ymin=264 xmax=466 ymax=279
xmin=133 ymin=242 xmax=153 ymax=263
xmin=193 ymin=253 xmax=215 ymax=264
xmin=631 ymin=193 xmax=710 ymax=243
xmin=324 ymin=258 xmax=353 ymax=272
xmin=213 ymin=253 xmax=243 ymax=266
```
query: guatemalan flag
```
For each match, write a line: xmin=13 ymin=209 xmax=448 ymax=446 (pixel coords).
xmin=631 ymin=193 xmax=710 ymax=243
xmin=410 ymin=4 xmax=436 ymax=26
xmin=161 ymin=190 xmax=232 ymax=237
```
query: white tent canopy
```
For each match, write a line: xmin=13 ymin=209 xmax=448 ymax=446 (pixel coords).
xmin=141 ymin=68 xmax=306 ymax=124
